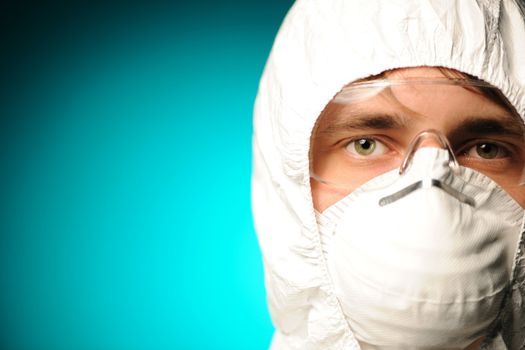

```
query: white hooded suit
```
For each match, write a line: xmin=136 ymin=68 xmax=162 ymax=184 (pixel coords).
xmin=252 ymin=1 xmax=525 ymax=349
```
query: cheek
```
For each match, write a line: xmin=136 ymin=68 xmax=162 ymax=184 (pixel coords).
xmin=512 ymin=189 xmax=525 ymax=209
xmin=310 ymin=179 xmax=348 ymax=212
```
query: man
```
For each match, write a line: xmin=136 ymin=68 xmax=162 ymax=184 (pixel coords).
xmin=252 ymin=1 xmax=525 ymax=349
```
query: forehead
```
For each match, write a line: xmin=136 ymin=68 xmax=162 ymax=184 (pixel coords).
xmin=317 ymin=68 xmax=523 ymax=134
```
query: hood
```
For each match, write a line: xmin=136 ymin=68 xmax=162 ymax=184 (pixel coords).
xmin=252 ymin=0 xmax=525 ymax=349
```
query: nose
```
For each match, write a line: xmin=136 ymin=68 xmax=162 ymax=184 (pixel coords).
xmin=418 ymin=137 xmax=446 ymax=148
xmin=399 ymin=129 xmax=459 ymax=175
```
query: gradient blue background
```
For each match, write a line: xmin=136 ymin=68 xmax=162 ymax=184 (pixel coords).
xmin=0 ymin=1 xmax=292 ymax=349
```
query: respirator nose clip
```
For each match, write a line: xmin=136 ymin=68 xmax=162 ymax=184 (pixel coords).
xmin=399 ymin=129 xmax=459 ymax=176
xmin=379 ymin=129 xmax=475 ymax=207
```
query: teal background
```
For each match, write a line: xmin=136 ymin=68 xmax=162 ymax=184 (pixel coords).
xmin=0 ymin=1 xmax=292 ymax=349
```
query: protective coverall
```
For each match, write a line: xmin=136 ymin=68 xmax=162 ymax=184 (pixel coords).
xmin=252 ymin=0 xmax=525 ymax=349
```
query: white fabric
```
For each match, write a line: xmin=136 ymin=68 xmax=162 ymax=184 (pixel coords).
xmin=323 ymin=148 xmax=524 ymax=349
xmin=251 ymin=1 xmax=525 ymax=349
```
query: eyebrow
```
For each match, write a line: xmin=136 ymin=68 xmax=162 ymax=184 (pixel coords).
xmin=318 ymin=112 xmax=525 ymax=140
xmin=320 ymin=113 xmax=406 ymax=134
xmin=449 ymin=116 xmax=525 ymax=140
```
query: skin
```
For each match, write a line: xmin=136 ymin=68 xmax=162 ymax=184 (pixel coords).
xmin=311 ymin=67 xmax=525 ymax=212
xmin=310 ymin=67 xmax=525 ymax=350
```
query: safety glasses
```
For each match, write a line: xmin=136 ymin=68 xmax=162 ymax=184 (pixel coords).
xmin=310 ymin=78 xmax=525 ymax=198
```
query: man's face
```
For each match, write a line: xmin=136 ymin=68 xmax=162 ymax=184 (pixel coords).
xmin=310 ymin=67 xmax=525 ymax=211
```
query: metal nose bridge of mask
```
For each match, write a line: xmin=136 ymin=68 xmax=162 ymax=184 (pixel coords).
xmin=377 ymin=129 xmax=476 ymax=207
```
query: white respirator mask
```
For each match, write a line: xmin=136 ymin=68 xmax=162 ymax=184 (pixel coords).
xmin=314 ymin=131 xmax=525 ymax=349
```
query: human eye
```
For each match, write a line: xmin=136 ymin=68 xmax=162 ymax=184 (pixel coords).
xmin=456 ymin=138 xmax=525 ymax=180
xmin=461 ymin=141 xmax=509 ymax=160
xmin=345 ymin=137 xmax=389 ymax=158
